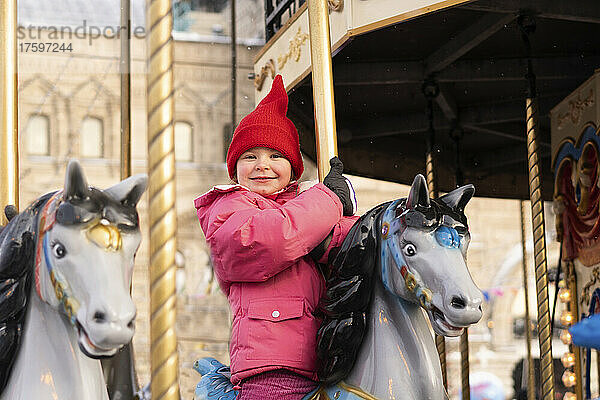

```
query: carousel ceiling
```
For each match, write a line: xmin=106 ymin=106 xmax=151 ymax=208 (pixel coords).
xmin=287 ymin=0 xmax=600 ymax=199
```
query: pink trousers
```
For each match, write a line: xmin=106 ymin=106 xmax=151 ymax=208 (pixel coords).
xmin=237 ymin=369 xmax=319 ymax=400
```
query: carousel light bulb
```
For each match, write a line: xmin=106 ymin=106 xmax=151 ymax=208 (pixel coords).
xmin=561 ymin=352 xmax=575 ymax=368
xmin=561 ymin=310 xmax=574 ymax=326
xmin=563 ymin=392 xmax=576 ymax=400
xmin=562 ymin=370 xmax=576 ymax=388
xmin=559 ymin=288 xmax=571 ymax=303
xmin=558 ymin=279 xmax=566 ymax=289
xmin=561 ymin=330 xmax=573 ymax=345
xmin=487 ymin=320 xmax=494 ymax=329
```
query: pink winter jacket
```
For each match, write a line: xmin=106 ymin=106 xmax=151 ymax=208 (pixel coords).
xmin=194 ymin=182 xmax=357 ymax=385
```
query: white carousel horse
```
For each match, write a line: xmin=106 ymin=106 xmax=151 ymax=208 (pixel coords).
xmin=194 ymin=174 xmax=483 ymax=400
xmin=0 ymin=161 xmax=147 ymax=400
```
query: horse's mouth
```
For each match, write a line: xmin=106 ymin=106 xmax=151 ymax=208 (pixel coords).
xmin=76 ymin=321 xmax=119 ymax=359
xmin=428 ymin=306 xmax=464 ymax=337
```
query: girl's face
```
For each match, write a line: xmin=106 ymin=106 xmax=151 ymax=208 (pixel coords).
xmin=236 ymin=147 xmax=293 ymax=196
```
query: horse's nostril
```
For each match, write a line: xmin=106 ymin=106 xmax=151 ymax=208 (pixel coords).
xmin=93 ymin=311 xmax=106 ymax=323
xmin=450 ymin=296 xmax=466 ymax=309
xmin=478 ymin=305 xmax=482 ymax=312
xmin=127 ymin=319 xmax=135 ymax=330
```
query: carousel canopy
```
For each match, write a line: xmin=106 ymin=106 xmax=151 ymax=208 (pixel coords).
xmin=276 ymin=0 xmax=600 ymax=199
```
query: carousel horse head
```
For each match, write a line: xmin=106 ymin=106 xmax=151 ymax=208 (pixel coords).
xmin=35 ymin=160 xmax=147 ymax=358
xmin=380 ymin=174 xmax=483 ymax=335
xmin=318 ymin=174 xmax=483 ymax=384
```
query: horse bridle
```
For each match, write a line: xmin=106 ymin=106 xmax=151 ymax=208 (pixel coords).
xmin=34 ymin=191 xmax=81 ymax=325
xmin=35 ymin=191 xmax=124 ymax=326
xmin=380 ymin=199 xmax=434 ymax=310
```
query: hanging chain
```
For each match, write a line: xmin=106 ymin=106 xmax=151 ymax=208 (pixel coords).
xmin=422 ymin=77 xmax=440 ymax=197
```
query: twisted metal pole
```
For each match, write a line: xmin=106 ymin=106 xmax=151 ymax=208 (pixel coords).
xmin=147 ymin=0 xmax=179 ymax=398
xmin=0 ymin=0 xmax=18 ymax=225
xmin=519 ymin=15 xmax=554 ymax=400
xmin=520 ymin=200 xmax=536 ymax=400
xmin=422 ymin=78 xmax=447 ymax=390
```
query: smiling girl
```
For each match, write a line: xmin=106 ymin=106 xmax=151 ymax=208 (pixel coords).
xmin=194 ymin=75 xmax=357 ymax=399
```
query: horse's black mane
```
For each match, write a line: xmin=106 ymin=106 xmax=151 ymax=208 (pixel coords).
xmin=317 ymin=196 xmax=470 ymax=384
xmin=0 ymin=192 xmax=53 ymax=393
xmin=316 ymin=201 xmax=390 ymax=385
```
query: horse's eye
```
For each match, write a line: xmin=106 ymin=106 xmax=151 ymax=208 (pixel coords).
xmin=53 ymin=242 xmax=67 ymax=258
xmin=402 ymin=243 xmax=417 ymax=257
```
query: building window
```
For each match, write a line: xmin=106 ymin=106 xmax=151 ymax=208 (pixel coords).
xmin=175 ymin=121 xmax=193 ymax=161
xmin=191 ymin=0 xmax=228 ymax=13
xmin=27 ymin=114 xmax=50 ymax=155
xmin=80 ymin=117 xmax=104 ymax=158
xmin=223 ymin=123 xmax=233 ymax=161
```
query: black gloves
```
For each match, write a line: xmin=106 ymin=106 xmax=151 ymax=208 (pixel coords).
xmin=323 ymin=157 xmax=357 ymax=216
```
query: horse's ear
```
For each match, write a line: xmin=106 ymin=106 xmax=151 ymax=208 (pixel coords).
xmin=439 ymin=184 xmax=475 ymax=213
xmin=105 ymin=174 xmax=148 ymax=207
xmin=64 ymin=160 xmax=90 ymax=200
xmin=406 ymin=174 xmax=430 ymax=209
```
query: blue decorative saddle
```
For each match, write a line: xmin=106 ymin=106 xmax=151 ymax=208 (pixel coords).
xmin=193 ymin=358 xmax=373 ymax=400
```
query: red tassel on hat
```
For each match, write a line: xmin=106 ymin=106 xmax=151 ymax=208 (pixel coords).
xmin=226 ymin=75 xmax=304 ymax=180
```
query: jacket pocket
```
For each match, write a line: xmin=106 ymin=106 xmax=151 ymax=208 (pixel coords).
xmin=245 ymin=297 xmax=305 ymax=362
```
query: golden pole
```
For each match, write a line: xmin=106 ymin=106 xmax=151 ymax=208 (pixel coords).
xmin=146 ymin=0 xmax=179 ymax=398
xmin=525 ymin=95 xmax=554 ymax=400
xmin=307 ymin=0 xmax=338 ymax=180
xmin=519 ymin=15 xmax=554 ymax=399
xmin=120 ymin=0 xmax=132 ymax=180
xmin=520 ymin=200 xmax=536 ymax=400
xmin=0 ymin=0 xmax=18 ymax=225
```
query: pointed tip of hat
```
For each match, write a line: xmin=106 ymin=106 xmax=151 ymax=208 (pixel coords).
xmin=257 ymin=75 xmax=288 ymax=110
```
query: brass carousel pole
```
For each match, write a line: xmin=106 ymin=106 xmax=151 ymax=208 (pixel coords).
xmin=146 ymin=0 xmax=179 ymax=398
xmin=422 ymin=78 xmax=448 ymax=390
xmin=520 ymin=201 xmax=536 ymax=400
xmin=121 ymin=0 xmax=132 ymax=180
xmin=307 ymin=0 xmax=338 ymax=179
xmin=100 ymin=2 xmax=139 ymax=398
xmin=0 ymin=0 xmax=18 ymax=226
xmin=519 ymin=15 xmax=554 ymax=400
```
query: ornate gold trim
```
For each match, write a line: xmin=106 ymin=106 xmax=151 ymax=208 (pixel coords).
xmin=327 ymin=0 xmax=343 ymax=12
xmin=338 ymin=382 xmax=378 ymax=400
xmin=254 ymin=59 xmax=276 ymax=91
xmin=86 ymin=220 xmax=122 ymax=251
xmin=348 ymin=0 xmax=471 ymax=37
xmin=277 ymin=27 xmax=310 ymax=70
xmin=558 ymin=89 xmax=595 ymax=129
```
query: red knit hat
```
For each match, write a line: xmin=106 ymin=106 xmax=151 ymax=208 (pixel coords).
xmin=226 ymin=75 xmax=304 ymax=180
